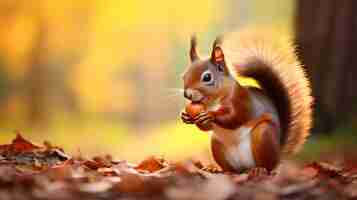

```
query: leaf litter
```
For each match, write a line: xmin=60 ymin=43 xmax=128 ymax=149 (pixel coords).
xmin=0 ymin=133 xmax=356 ymax=200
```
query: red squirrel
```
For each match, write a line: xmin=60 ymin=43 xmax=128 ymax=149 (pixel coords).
xmin=181 ymin=30 xmax=313 ymax=172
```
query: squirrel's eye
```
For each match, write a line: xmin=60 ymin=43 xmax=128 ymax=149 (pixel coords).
xmin=201 ymin=71 xmax=214 ymax=85
xmin=203 ymin=73 xmax=211 ymax=82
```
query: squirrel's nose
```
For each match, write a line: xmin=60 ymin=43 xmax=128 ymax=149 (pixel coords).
xmin=184 ymin=90 xmax=192 ymax=100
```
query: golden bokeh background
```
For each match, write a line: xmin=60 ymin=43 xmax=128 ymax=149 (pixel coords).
xmin=0 ymin=0 xmax=294 ymax=162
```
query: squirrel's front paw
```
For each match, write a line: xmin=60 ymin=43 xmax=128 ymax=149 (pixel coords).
xmin=193 ymin=111 xmax=214 ymax=125
xmin=247 ymin=167 xmax=269 ymax=179
xmin=181 ymin=111 xmax=194 ymax=124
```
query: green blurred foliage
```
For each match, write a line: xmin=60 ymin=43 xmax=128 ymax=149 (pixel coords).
xmin=297 ymin=126 xmax=357 ymax=162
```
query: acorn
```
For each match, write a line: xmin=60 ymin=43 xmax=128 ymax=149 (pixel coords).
xmin=185 ymin=103 xmax=205 ymax=118
xmin=185 ymin=103 xmax=212 ymax=131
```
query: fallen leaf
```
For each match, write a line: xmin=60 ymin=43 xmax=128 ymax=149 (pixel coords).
xmin=11 ymin=133 xmax=41 ymax=153
xmin=135 ymin=156 xmax=167 ymax=173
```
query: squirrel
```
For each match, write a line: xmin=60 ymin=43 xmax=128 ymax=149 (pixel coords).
xmin=181 ymin=29 xmax=313 ymax=172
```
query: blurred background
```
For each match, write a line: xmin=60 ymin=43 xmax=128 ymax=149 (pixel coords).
xmin=0 ymin=0 xmax=356 ymax=163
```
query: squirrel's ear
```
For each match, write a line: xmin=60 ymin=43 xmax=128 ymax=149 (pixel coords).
xmin=211 ymin=36 xmax=228 ymax=74
xmin=190 ymin=35 xmax=200 ymax=62
xmin=211 ymin=46 xmax=225 ymax=64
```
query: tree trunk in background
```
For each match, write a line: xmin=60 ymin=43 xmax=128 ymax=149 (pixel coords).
xmin=25 ymin=22 xmax=50 ymax=126
xmin=295 ymin=0 xmax=357 ymax=133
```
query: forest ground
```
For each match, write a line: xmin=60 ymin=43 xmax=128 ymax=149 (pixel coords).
xmin=0 ymin=134 xmax=356 ymax=200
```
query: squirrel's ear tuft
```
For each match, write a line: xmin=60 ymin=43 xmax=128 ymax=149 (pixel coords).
xmin=190 ymin=35 xmax=200 ymax=62
xmin=211 ymin=36 xmax=228 ymax=74
xmin=212 ymin=35 xmax=223 ymax=49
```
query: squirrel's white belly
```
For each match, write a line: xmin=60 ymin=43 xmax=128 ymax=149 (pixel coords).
xmin=212 ymin=125 xmax=256 ymax=170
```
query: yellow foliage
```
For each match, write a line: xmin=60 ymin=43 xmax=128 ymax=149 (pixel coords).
xmin=70 ymin=0 xmax=223 ymax=112
xmin=236 ymin=76 xmax=261 ymax=88
xmin=0 ymin=7 xmax=36 ymax=80
xmin=119 ymin=121 xmax=211 ymax=161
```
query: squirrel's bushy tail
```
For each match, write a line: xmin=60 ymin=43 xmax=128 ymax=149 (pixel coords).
xmin=222 ymin=28 xmax=313 ymax=155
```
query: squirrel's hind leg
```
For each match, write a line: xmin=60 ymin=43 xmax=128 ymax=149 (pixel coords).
xmin=250 ymin=116 xmax=280 ymax=171
xmin=211 ymin=137 xmax=237 ymax=172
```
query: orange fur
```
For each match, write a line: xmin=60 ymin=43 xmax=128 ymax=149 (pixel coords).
xmin=250 ymin=118 xmax=280 ymax=171
xmin=213 ymin=83 xmax=252 ymax=129
xmin=211 ymin=137 xmax=236 ymax=171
